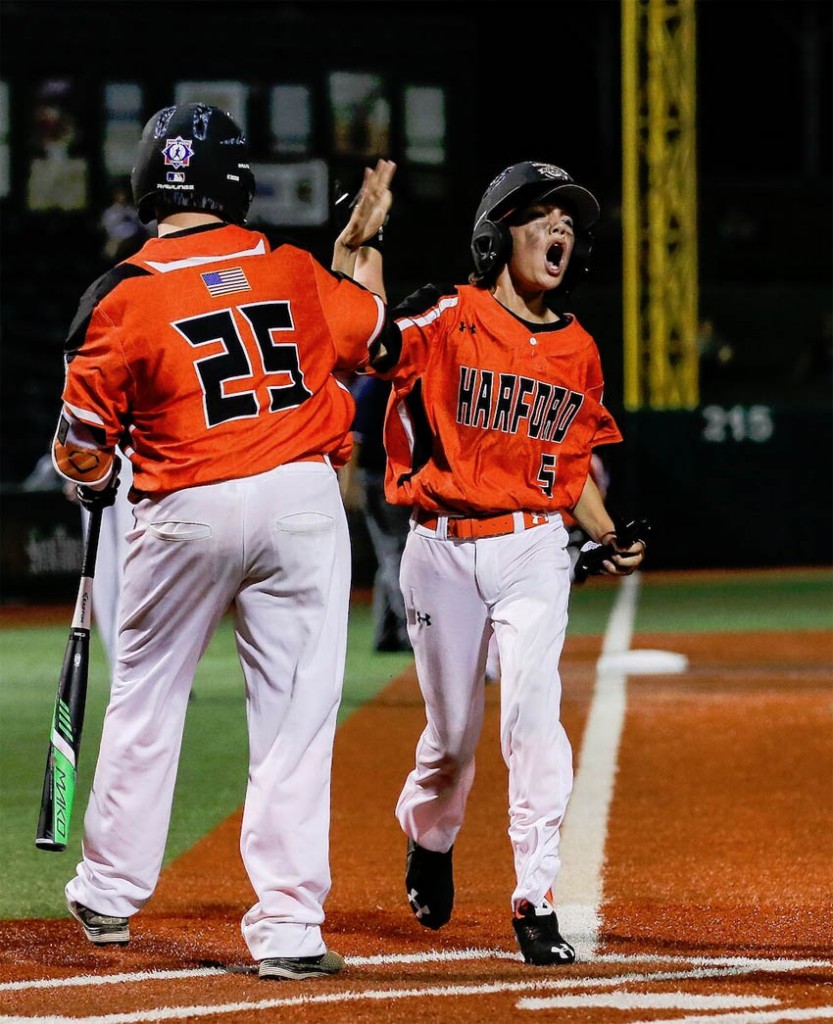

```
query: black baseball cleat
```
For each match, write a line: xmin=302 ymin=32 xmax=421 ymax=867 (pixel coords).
xmin=405 ymin=838 xmax=454 ymax=929
xmin=258 ymin=950 xmax=345 ymax=980
xmin=512 ymin=895 xmax=575 ymax=965
xmin=67 ymin=899 xmax=130 ymax=946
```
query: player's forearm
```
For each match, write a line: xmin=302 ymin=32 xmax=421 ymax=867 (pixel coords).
xmin=332 ymin=158 xmax=396 ymax=281
xmin=571 ymin=473 xmax=616 ymax=544
xmin=52 ymin=410 xmax=115 ymax=487
xmin=354 ymin=247 xmax=386 ymax=301
xmin=331 ymin=243 xmax=387 ymax=301
xmin=332 ymin=238 xmax=359 ymax=277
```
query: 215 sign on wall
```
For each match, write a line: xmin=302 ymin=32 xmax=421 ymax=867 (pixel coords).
xmin=701 ymin=405 xmax=775 ymax=443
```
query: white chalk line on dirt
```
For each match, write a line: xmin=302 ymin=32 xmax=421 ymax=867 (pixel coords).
xmin=553 ymin=571 xmax=639 ymax=958
xmin=0 ymin=948 xmax=512 ymax=992
xmin=518 ymin=992 xmax=776 ymax=1011
xmin=2 ymin=958 xmax=829 ymax=1024
xmin=5 ymin=950 xmax=827 ymax=994
xmin=0 ymin=967 xmax=226 ymax=993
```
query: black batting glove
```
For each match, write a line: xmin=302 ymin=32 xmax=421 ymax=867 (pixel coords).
xmin=573 ymin=516 xmax=651 ymax=584
xmin=76 ymin=455 xmax=122 ymax=511
xmin=573 ymin=539 xmax=612 ymax=583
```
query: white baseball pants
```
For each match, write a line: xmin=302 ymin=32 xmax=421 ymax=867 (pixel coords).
xmin=395 ymin=515 xmax=574 ymax=909
xmin=66 ymin=459 xmax=350 ymax=960
xmin=80 ymin=458 xmax=134 ymax=668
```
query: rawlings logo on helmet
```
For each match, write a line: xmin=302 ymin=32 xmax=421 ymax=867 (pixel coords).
xmin=530 ymin=163 xmax=571 ymax=181
xmin=133 ymin=103 xmax=255 ymax=226
xmin=162 ymin=137 xmax=195 ymax=170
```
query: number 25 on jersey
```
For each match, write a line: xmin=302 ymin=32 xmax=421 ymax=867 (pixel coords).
xmin=173 ymin=301 xmax=312 ymax=428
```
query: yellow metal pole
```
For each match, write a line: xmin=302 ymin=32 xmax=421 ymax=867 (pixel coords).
xmin=622 ymin=0 xmax=641 ymax=411
xmin=622 ymin=0 xmax=699 ymax=410
xmin=647 ymin=0 xmax=667 ymax=407
xmin=680 ymin=0 xmax=699 ymax=408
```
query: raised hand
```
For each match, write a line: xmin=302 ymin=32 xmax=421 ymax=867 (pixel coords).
xmin=335 ymin=159 xmax=396 ymax=254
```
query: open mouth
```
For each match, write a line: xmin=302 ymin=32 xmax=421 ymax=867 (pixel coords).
xmin=546 ymin=242 xmax=564 ymax=274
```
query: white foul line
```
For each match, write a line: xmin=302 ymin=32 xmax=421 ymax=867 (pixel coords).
xmin=553 ymin=571 xmax=640 ymax=959
xmin=0 ymin=949 xmax=517 ymax=993
xmin=518 ymin=992 xmax=777 ymax=1011
xmin=4 ymin=951 xmax=827 ymax=995
xmin=0 ymin=961 xmax=823 ymax=1024
xmin=4 ymin=952 xmax=827 ymax=995
xmin=0 ymin=969 xmax=225 ymax=994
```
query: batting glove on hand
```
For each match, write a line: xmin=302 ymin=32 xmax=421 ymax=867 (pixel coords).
xmin=76 ymin=455 xmax=121 ymax=511
xmin=573 ymin=517 xmax=651 ymax=584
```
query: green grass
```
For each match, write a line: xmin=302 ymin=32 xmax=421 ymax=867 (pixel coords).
xmin=2 ymin=569 xmax=830 ymax=920
xmin=558 ymin=568 xmax=832 ymax=636
xmin=635 ymin=569 xmax=833 ymax=633
xmin=0 ymin=603 xmax=412 ymax=920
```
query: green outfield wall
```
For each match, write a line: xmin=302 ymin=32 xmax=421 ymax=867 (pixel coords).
xmin=2 ymin=403 xmax=830 ymax=606
xmin=604 ymin=406 xmax=833 ymax=570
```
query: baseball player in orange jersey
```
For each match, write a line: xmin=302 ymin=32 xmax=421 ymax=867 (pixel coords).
xmin=52 ymin=102 xmax=395 ymax=980
xmin=352 ymin=161 xmax=646 ymax=964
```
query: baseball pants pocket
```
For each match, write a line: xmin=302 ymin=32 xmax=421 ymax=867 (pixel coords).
xmin=147 ymin=521 xmax=212 ymax=541
xmin=274 ymin=512 xmax=335 ymax=533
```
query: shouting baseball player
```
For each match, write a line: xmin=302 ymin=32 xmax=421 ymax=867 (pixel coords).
xmin=51 ymin=102 xmax=395 ymax=980
xmin=351 ymin=161 xmax=645 ymax=964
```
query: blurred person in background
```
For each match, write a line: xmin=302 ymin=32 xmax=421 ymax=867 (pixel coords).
xmin=341 ymin=374 xmax=411 ymax=653
xmin=100 ymin=177 xmax=150 ymax=264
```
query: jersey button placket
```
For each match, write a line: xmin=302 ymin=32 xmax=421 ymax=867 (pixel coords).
xmin=530 ymin=336 xmax=538 ymax=356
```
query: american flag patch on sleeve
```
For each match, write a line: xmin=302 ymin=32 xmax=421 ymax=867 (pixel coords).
xmin=201 ymin=267 xmax=251 ymax=297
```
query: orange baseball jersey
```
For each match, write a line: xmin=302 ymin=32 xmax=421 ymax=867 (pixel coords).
xmin=60 ymin=223 xmax=385 ymax=495
xmin=381 ymin=283 xmax=621 ymax=515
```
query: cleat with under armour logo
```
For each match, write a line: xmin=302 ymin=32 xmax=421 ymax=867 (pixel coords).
xmin=512 ymin=893 xmax=576 ymax=965
xmin=405 ymin=838 xmax=454 ymax=930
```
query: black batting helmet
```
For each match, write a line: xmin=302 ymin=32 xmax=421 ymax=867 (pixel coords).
xmin=131 ymin=103 xmax=256 ymax=225
xmin=470 ymin=161 xmax=600 ymax=295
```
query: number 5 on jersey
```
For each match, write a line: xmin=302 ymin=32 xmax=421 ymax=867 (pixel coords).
xmin=173 ymin=301 xmax=312 ymax=427
xmin=538 ymin=453 xmax=557 ymax=497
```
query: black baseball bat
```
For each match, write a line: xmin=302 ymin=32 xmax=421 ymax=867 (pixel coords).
xmin=35 ymin=504 xmax=103 ymax=852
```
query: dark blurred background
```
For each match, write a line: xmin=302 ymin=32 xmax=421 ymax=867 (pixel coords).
xmin=0 ymin=1 xmax=831 ymax=594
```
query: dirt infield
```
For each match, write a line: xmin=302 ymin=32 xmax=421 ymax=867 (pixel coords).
xmin=1 ymin=625 xmax=831 ymax=1022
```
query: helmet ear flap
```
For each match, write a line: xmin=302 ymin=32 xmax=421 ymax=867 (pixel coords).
xmin=470 ymin=219 xmax=512 ymax=277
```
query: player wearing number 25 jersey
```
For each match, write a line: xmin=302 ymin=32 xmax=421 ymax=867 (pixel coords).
xmin=60 ymin=223 xmax=384 ymax=497
xmin=53 ymin=102 xmax=396 ymax=981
